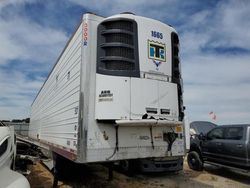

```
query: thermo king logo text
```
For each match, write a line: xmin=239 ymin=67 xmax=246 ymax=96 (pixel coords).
xmin=148 ymin=40 xmax=166 ymax=62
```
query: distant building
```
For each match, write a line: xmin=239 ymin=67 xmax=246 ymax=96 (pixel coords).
xmin=4 ymin=122 xmax=29 ymax=137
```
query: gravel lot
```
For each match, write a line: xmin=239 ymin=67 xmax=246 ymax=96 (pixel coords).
xmin=27 ymin=160 xmax=250 ymax=188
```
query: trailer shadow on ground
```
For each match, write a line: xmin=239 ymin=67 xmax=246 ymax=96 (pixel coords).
xmin=27 ymin=161 xmax=250 ymax=188
xmin=65 ymin=163 xmax=214 ymax=188
xmin=203 ymin=164 xmax=250 ymax=185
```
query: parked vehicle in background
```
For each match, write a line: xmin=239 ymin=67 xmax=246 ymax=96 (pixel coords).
xmin=0 ymin=122 xmax=30 ymax=188
xmin=189 ymin=121 xmax=217 ymax=136
xmin=188 ymin=121 xmax=217 ymax=170
xmin=188 ymin=124 xmax=250 ymax=172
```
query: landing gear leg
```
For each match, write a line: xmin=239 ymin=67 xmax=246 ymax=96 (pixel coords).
xmin=108 ymin=163 xmax=113 ymax=181
xmin=52 ymin=152 xmax=59 ymax=188
xmin=53 ymin=172 xmax=58 ymax=188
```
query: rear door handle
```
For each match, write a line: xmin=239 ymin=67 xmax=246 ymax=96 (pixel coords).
xmin=236 ymin=144 xmax=243 ymax=148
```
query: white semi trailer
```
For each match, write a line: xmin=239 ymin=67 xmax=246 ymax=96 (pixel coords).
xmin=29 ymin=13 xmax=186 ymax=172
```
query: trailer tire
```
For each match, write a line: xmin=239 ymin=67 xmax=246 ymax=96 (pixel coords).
xmin=187 ymin=151 xmax=203 ymax=171
xmin=120 ymin=160 xmax=130 ymax=172
xmin=120 ymin=160 xmax=137 ymax=176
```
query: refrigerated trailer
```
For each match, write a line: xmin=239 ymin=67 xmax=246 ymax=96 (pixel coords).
xmin=29 ymin=13 xmax=186 ymax=165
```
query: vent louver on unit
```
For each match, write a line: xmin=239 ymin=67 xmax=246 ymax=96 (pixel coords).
xmin=171 ymin=33 xmax=180 ymax=83
xmin=97 ymin=19 xmax=140 ymax=77
xmin=171 ymin=32 xmax=184 ymax=121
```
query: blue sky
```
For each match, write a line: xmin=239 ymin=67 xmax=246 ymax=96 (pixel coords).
xmin=0 ymin=0 xmax=250 ymax=124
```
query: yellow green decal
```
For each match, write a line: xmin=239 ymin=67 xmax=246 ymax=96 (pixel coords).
xmin=148 ymin=40 xmax=166 ymax=62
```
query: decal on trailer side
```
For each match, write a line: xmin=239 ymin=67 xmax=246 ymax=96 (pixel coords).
xmin=148 ymin=40 xmax=166 ymax=70
xmin=83 ymin=22 xmax=88 ymax=46
xmin=139 ymin=135 xmax=150 ymax=140
xmin=148 ymin=40 xmax=166 ymax=62
xmin=98 ymin=90 xmax=113 ymax=102
xmin=151 ymin=31 xmax=163 ymax=39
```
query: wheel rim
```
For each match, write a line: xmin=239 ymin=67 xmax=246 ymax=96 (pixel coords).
xmin=191 ymin=158 xmax=196 ymax=164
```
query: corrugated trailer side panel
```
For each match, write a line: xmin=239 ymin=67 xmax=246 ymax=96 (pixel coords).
xmin=29 ymin=22 xmax=83 ymax=154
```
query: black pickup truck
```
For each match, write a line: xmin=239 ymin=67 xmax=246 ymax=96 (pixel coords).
xmin=188 ymin=124 xmax=250 ymax=171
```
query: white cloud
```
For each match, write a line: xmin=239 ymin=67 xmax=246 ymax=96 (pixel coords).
xmin=211 ymin=0 xmax=250 ymax=49
xmin=172 ymin=0 xmax=250 ymax=124
xmin=183 ymin=55 xmax=250 ymax=84
xmin=0 ymin=15 xmax=68 ymax=65
xmin=0 ymin=0 xmax=250 ymax=124
xmin=68 ymin=0 xmax=181 ymax=21
xmin=183 ymin=53 xmax=250 ymax=124
xmin=0 ymin=68 xmax=43 ymax=119
xmin=0 ymin=0 xmax=68 ymax=119
xmin=0 ymin=0 xmax=35 ymax=9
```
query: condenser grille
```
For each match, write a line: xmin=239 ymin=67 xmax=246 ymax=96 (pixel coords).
xmin=105 ymin=33 xmax=134 ymax=45
xmin=97 ymin=19 xmax=140 ymax=77
xmin=104 ymin=20 xmax=133 ymax=31
xmin=171 ymin=32 xmax=184 ymax=121
xmin=104 ymin=46 xmax=134 ymax=59
xmin=102 ymin=61 xmax=135 ymax=71
xmin=171 ymin=33 xmax=180 ymax=82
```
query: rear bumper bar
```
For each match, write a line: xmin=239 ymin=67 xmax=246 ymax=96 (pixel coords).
xmin=139 ymin=157 xmax=183 ymax=172
xmin=115 ymin=119 xmax=182 ymax=126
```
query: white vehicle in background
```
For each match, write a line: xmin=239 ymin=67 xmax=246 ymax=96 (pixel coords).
xmin=0 ymin=122 xmax=30 ymax=188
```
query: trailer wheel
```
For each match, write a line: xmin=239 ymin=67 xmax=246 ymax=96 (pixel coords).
xmin=187 ymin=151 xmax=203 ymax=171
xmin=120 ymin=160 xmax=138 ymax=176
xmin=120 ymin=160 xmax=130 ymax=172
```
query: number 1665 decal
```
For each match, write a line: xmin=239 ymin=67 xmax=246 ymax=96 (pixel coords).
xmin=151 ymin=31 xmax=163 ymax=39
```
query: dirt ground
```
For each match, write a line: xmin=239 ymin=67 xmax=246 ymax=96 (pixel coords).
xmin=26 ymin=160 xmax=250 ymax=188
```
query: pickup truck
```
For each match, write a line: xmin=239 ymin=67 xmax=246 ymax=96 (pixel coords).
xmin=188 ymin=124 xmax=250 ymax=171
